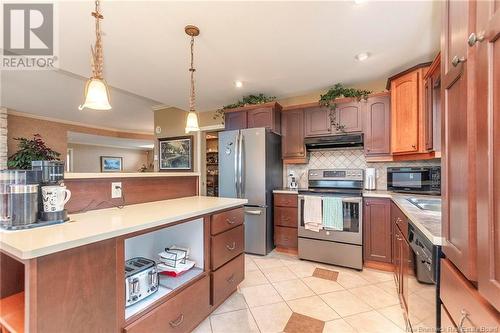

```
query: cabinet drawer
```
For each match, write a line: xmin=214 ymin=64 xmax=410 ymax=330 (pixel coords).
xmin=440 ymin=259 xmax=499 ymax=331
xmin=274 ymin=207 xmax=298 ymax=227
xmin=274 ymin=193 xmax=298 ymax=207
xmin=211 ymin=208 xmax=244 ymax=235
xmin=391 ymin=202 xmax=408 ymax=240
xmin=274 ymin=226 xmax=298 ymax=248
xmin=211 ymin=254 xmax=244 ymax=306
xmin=211 ymin=225 xmax=244 ymax=270
xmin=124 ymin=276 xmax=210 ymax=333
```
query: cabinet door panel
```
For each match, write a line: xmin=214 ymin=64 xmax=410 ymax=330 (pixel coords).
xmin=364 ymin=95 xmax=391 ymax=156
xmin=334 ymin=102 xmax=363 ymax=133
xmin=363 ymin=198 xmax=392 ymax=263
xmin=475 ymin=0 xmax=500 ymax=311
xmin=424 ymin=76 xmax=434 ymax=151
xmin=225 ymin=111 xmax=247 ymax=130
xmin=282 ymin=109 xmax=305 ymax=158
xmin=247 ymin=108 xmax=272 ymax=129
xmin=304 ymin=107 xmax=331 ymax=137
xmin=441 ymin=0 xmax=477 ymax=281
xmin=391 ymin=71 xmax=419 ymax=154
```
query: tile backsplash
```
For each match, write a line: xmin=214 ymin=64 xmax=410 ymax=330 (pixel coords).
xmin=284 ymin=149 xmax=441 ymax=190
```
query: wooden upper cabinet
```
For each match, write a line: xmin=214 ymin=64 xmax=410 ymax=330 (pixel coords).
xmin=475 ymin=0 xmax=500 ymax=311
xmin=424 ymin=53 xmax=442 ymax=153
xmin=364 ymin=94 xmax=391 ymax=156
xmin=333 ymin=101 xmax=363 ymax=133
xmin=304 ymin=107 xmax=331 ymax=137
xmin=224 ymin=102 xmax=282 ymax=133
xmin=281 ymin=109 xmax=306 ymax=160
xmin=441 ymin=0 xmax=477 ymax=282
xmin=363 ymin=198 xmax=392 ymax=263
xmin=225 ymin=111 xmax=247 ymax=131
xmin=390 ymin=70 xmax=420 ymax=154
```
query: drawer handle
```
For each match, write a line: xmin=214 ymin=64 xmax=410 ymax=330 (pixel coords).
xmin=226 ymin=242 xmax=236 ymax=251
xmin=227 ymin=274 xmax=235 ymax=283
xmin=282 ymin=217 xmax=290 ymax=221
xmin=169 ymin=314 xmax=184 ymax=328
xmin=246 ymin=210 xmax=262 ymax=216
xmin=458 ymin=309 xmax=469 ymax=333
xmin=226 ymin=218 xmax=236 ymax=224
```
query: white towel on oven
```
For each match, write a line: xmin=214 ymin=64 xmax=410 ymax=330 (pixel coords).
xmin=303 ymin=195 xmax=323 ymax=232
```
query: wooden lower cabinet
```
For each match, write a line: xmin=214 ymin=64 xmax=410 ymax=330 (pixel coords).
xmin=211 ymin=254 xmax=244 ymax=306
xmin=211 ymin=207 xmax=244 ymax=235
xmin=274 ymin=226 xmax=298 ymax=249
xmin=273 ymin=193 xmax=298 ymax=250
xmin=124 ymin=276 xmax=211 ymax=333
xmin=211 ymin=225 xmax=244 ymax=270
xmin=440 ymin=259 xmax=499 ymax=332
xmin=274 ymin=207 xmax=298 ymax=228
xmin=363 ymin=198 xmax=392 ymax=263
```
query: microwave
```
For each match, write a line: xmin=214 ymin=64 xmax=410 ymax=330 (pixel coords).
xmin=387 ymin=166 xmax=441 ymax=195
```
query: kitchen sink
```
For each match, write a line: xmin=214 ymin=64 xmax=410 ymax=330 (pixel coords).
xmin=407 ymin=197 xmax=442 ymax=212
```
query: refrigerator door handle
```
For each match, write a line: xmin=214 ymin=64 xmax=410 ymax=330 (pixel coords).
xmin=234 ymin=132 xmax=240 ymax=198
xmin=238 ymin=132 xmax=244 ymax=197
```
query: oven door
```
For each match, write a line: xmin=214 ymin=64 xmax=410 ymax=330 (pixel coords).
xmin=297 ymin=194 xmax=362 ymax=245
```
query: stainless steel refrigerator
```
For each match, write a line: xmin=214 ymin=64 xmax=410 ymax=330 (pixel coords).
xmin=219 ymin=128 xmax=283 ymax=255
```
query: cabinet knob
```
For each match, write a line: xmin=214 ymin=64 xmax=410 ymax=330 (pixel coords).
xmin=226 ymin=242 xmax=236 ymax=251
xmin=226 ymin=218 xmax=236 ymax=225
xmin=411 ymin=144 xmax=417 ymax=149
xmin=227 ymin=274 xmax=235 ymax=283
xmin=452 ymin=55 xmax=466 ymax=67
xmin=468 ymin=32 xmax=485 ymax=46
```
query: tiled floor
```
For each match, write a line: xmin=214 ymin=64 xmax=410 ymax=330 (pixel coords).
xmin=193 ymin=251 xmax=433 ymax=333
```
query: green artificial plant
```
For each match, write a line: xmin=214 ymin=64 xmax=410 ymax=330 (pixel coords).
xmin=7 ymin=134 xmax=61 ymax=170
xmin=319 ymin=83 xmax=372 ymax=132
xmin=213 ymin=94 xmax=277 ymax=122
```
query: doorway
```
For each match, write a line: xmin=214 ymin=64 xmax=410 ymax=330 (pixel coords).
xmin=204 ymin=131 xmax=219 ymax=197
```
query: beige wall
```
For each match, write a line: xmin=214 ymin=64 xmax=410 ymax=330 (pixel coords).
xmin=68 ymin=143 xmax=150 ymax=173
xmin=6 ymin=111 xmax=154 ymax=163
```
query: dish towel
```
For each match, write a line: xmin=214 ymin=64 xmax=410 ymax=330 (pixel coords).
xmin=322 ymin=197 xmax=344 ymax=231
xmin=303 ymin=195 xmax=323 ymax=232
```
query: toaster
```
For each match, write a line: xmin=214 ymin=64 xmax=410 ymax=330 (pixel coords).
xmin=125 ymin=257 xmax=159 ymax=307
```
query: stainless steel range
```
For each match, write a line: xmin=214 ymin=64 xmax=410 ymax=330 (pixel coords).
xmin=298 ymin=169 xmax=364 ymax=270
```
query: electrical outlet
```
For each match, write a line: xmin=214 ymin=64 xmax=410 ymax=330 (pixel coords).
xmin=111 ymin=182 xmax=122 ymax=199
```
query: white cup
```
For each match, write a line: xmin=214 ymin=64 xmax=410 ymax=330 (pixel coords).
xmin=41 ymin=185 xmax=71 ymax=212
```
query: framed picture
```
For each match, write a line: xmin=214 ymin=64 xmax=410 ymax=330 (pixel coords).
xmin=159 ymin=136 xmax=193 ymax=171
xmin=100 ymin=156 xmax=123 ymax=172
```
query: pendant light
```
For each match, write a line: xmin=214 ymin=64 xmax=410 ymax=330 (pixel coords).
xmin=79 ymin=0 xmax=111 ymax=111
xmin=185 ymin=25 xmax=200 ymax=133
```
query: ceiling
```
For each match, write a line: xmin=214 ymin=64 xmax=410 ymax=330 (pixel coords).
xmin=67 ymin=131 xmax=154 ymax=150
xmin=1 ymin=1 xmax=441 ymax=133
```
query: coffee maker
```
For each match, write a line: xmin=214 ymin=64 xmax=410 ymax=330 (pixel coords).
xmin=31 ymin=161 xmax=69 ymax=224
xmin=0 ymin=160 xmax=69 ymax=230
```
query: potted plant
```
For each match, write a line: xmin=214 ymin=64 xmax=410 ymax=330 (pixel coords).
xmin=7 ymin=134 xmax=61 ymax=170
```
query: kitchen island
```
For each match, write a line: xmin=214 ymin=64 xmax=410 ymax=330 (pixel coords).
xmin=0 ymin=196 xmax=247 ymax=333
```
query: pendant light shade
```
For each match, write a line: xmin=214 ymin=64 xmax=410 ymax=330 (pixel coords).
xmin=184 ymin=25 xmax=200 ymax=133
xmin=78 ymin=78 xmax=112 ymax=110
xmin=185 ymin=110 xmax=200 ymax=133
xmin=79 ymin=0 xmax=112 ymax=111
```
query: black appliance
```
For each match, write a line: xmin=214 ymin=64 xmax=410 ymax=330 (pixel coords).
xmin=304 ymin=133 xmax=363 ymax=151
xmin=31 ymin=160 xmax=68 ymax=223
xmin=387 ymin=166 xmax=441 ymax=195
xmin=408 ymin=222 xmax=442 ymax=331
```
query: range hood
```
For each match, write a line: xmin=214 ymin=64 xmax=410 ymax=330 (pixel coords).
xmin=304 ymin=133 xmax=364 ymax=151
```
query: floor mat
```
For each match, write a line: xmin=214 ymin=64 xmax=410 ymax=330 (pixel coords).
xmin=312 ymin=267 xmax=339 ymax=281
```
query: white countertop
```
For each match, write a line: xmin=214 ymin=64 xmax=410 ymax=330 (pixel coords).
xmin=65 ymin=172 xmax=200 ymax=179
xmin=0 ymin=196 xmax=247 ymax=260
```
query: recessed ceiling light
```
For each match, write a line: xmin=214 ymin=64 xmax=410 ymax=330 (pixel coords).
xmin=355 ymin=52 xmax=370 ymax=61
xmin=234 ymin=80 xmax=243 ymax=88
